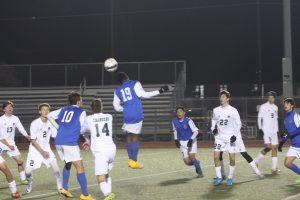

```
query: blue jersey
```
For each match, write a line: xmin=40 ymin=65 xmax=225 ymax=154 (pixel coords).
xmin=284 ymin=111 xmax=300 ymax=148
xmin=115 ymin=80 xmax=144 ymax=124
xmin=55 ymin=105 xmax=84 ymax=146
xmin=172 ymin=117 xmax=194 ymax=141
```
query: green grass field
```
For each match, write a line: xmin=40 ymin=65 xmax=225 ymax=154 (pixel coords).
xmin=1 ymin=147 xmax=300 ymax=200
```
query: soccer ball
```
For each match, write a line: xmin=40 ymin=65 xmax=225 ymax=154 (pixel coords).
xmin=104 ymin=58 xmax=118 ymax=72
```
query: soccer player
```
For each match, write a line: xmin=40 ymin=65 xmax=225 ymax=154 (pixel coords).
xmin=0 ymin=101 xmax=30 ymax=184
xmin=172 ymin=106 xmax=203 ymax=176
xmin=113 ymin=72 xmax=170 ymax=169
xmin=48 ymin=92 xmax=93 ymax=200
xmin=278 ymin=98 xmax=300 ymax=183
xmin=25 ymin=103 xmax=62 ymax=193
xmin=255 ymin=91 xmax=279 ymax=173
xmin=82 ymin=99 xmax=116 ymax=200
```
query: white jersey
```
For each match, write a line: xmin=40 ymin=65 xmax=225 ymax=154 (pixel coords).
xmin=211 ymin=105 xmax=242 ymax=141
xmin=82 ymin=113 xmax=114 ymax=151
xmin=258 ymin=102 xmax=279 ymax=133
xmin=0 ymin=114 xmax=28 ymax=145
xmin=29 ymin=118 xmax=57 ymax=149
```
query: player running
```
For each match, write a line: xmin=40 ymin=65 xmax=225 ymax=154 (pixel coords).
xmin=82 ymin=99 xmax=116 ymax=200
xmin=0 ymin=101 xmax=30 ymax=184
xmin=113 ymin=72 xmax=170 ymax=169
xmin=278 ymin=98 xmax=300 ymax=184
xmin=48 ymin=92 xmax=93 ymax=200
xmin=172 ymin=106 xmax=203 ymax=177
xmin=255 ymin=91 xmax=279 ymax=173
xmin=25 ymin=103 xmax=62 ymax=194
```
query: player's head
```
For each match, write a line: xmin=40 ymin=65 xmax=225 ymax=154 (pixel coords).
xmin=91 ymin=98 xmax=103 ymax=113
xmin=68 ymin=92 xmax=82 ymax=107
xmin=176 ymin=106 xmax=186 ymax=120
xmin=38 ymin=103 xmax=51 ymax=118
xmin=219 ymin=90 xmax=230 ymax=106
xmin=2 ymin=101 xmax=14 ymax=115
xmin=116 ymin=72 xmax=129 ymax=84
xmin=267 ymin=91 xmax=276 ymax=104
xmin=283 ymin=98 xmax=295 ymax=112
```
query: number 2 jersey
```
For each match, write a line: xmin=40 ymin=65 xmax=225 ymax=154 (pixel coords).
xmin=211 ymin=105 xmax=242 ymax=142
xmin=48 ymin=105 xmax=86 ymax=146
xmin=82 ymin=113 xmax=115 ymax=151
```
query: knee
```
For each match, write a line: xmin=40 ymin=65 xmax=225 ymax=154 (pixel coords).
xmin=17 ymin=160 xmax=23 ymax=166
xmin=97 ymin=175 xmax=106 ymax=183
xmin=284 ymin=160 xmax=292 ymax=168
xmin=65 ymin=162 xmax=72 ymax=170
xmin=183 ymin=159 xmax=191 ymax=166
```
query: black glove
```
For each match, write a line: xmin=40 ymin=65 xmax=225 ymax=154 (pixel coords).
xmin=230 ymin=135 xmax=237 ymax=144
xmin=259 ymin=129 xmax=264 ymax=136
xmin=212 ymin=127 xmax=218 ymax=136
xmin=159 ymin=85 xmax=169 ymax=94
xmin=187 ymin=139 xmax=193 ymax=148
xmin=175 ymin=140 xmax=180 ymax=148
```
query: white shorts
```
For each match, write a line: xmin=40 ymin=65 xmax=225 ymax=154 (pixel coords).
xmin=179 ymin=139 xmax=197 ymax=158
xmin=234 ymin=136 xmax=247 ymax=153
xmin=122 ymin=121 xmax=143 ymax=134
xmin=92 ymin=144 xmax=116 ymax=176
xmin=263 ymin=132 xmax=279 ymax=145
xmin=214 ymin=137 xmax=236 ymax=154
xmin=0 ymin=143 xmax=20 ymax=158
xmin=25 ymin=145 xmax=56 ymax=169
xmin=56 ymin=145 xmax=82 ymax=163
xmin=0 ymin=156 xmax=4 ymax=164
xmin=286 ymin=146 xmax=300 ymax=159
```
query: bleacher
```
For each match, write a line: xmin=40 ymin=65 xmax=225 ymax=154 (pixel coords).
xmin=0 ymin=85 xmax=175 ymax=142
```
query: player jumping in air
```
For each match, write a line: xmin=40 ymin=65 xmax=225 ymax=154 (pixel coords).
xmin=278 ymin=98 xmax=300 ymax=184
xmin=25 ymin=103 xmax=62 ymax=194
xmin=255 ymin=91 xmax=280 ymax=173
xmin=113 ymin=72 xmax=170 ymax=169
xmin=82 ymin=99 xmax=116 ymax=200
xmin=0 ymin=101 xmax=30 ymax=185
xmin=48 ymin=92 xmax=93 ymax=200
xmin=172 ymin=106 xmax=203 ymax=176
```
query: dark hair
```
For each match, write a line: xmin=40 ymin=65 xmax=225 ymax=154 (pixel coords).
xmin=38 ymin=103 xmax=51 ymax=111
xmin=284 ymin=98 xmax=295 ymax=107
xmin=219 ymin=90 xmax=230 ymax=98
xmin=2 ymin=101 xmax=14 ymax=110
xmin=267 ymin=91 xmax=277 ymax=97
xmin=116 ymin=72 xmax=129 ymax=84
xmin=176 ymin=106 xmax=185 ymax=112
xmin=91 ymin=99 xmax=103 ymax=113
xmin=68 ymin=92 xmax=81 ymax=105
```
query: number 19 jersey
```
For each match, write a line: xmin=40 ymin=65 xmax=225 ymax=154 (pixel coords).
xmin=83 ymin=113 xmax=114 ymax=151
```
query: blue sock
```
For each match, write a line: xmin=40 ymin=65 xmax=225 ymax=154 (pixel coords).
xmin=126 ymin=143 xmax=134 ymax=160
xmin=191 ymin=159 xmax=202 ymax=173
xmin=62 ymin=167 xmax=71 ymax=190
xmin=131 ymin=141 xmax=140 ymax=161
xmin=290 ymin=164 xmax=300 ymax=175
xmin=77 ymin=173 xmax=89 ymax=196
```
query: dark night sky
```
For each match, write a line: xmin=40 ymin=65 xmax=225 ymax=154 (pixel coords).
xmin=0 ymin=0 xmax=299 ymax=85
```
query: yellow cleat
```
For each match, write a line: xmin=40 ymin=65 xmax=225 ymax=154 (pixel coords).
xmin=59 ymin=188 xmax=74 ymax=198
xmin=129 ymin=160 xmax=143 ymax=169
xmin=20 ymin=179 xmax=28 ymax=185
xmin=79 ymin=194 xmax=94 ymax=200
xmin=128 ymin=159 xmax=134 ymax=167
xmin=104 ymin=193 xmax=115 ymax=200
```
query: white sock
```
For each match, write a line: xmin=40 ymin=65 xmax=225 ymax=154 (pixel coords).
xmin=51 ymin=160 xmax=62 ymax=190
xmin=20 ymin=170 xmax=26 ymax=181
xmin=25 ymin=168 xmax=33 ymax=183
xmin=256 ymin=153 xmax=264 ymax=164
xmin=8 ymin=180 xmax=17 ymax=193
xmin=249 ymin=161 xmax=262 ymax=175
xmin=221 ymin=160 xmax=226 ymax=176
xmin=272 ymin=157 xmax=278 ymax=171
xmin=100 ymin=182 xmax=110 ymax=196
xmin=215 ymin=166 xmax=222 ymax=178
xmin=228 ymin=166 xmax=235 ymax=179
xmin=107 ymin=177 xmax=112 ymax=194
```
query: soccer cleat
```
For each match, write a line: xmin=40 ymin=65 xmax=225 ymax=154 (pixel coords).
xmin=226 ymin=178 xmax=233 ymax=186
xmin=129 ymin=160 xmax=143 ymax=169
xmin=258 ymin=174 xmax=265 ymax=180
xmin=11 ymin=191 xmax=21 ymax=199
xmin=25 ymin=182 xmax=33 ymax=193
xmin=104 ymin=193 xmax=115 ymax=200
xmin=271 ymin=169 xmax=280 ymax=174
xmin=79 ymin=194 xmax=94 ymax=200
xmin=59 ymin=188 xmax=74 ymax=198
xmin=213 ymin=177 xmax=223 ymax=186
xmin=295 ymin=178 xmax=300 ymax=184
xmin=20 ymin=179 xmax=28 ymax=185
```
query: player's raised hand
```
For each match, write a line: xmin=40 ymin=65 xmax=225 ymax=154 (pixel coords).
xmin=187 ymin=139 xmax=193 ymax=148
xmin=230 ymin=135 xmax=237 ymax=144
xmin=159 ymin=85 xmax=170 ymax=94
xmin=174 ymin=140 xmax=180 ymax=148
xmin=42 ymin=151 xmax=50 ymax=159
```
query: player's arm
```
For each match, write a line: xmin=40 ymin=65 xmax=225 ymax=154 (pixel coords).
xmin=172 ymin=122 xmax=180 ymax=148
xmin=134 ymin=81 xmax=160 ymax=99
xmin=257 ymin=106 xmax=264 ymax=134
xmin=15 ymin=117 xmax=30 ymax=141
xmin=30 ymin=122 xmax=49 ymax=158
xmin=113 ymin=91 xmax=124 ymax=112
xmin=211 ymin=109 xmax=218 ymax=135
xmin=275 ymin=106 xmax=279 ymax=133
xmin=231 ymin=109 xmax=242 ymax=143
xmin=47 ymin=108 xmax=61 ymax=129
xmin=79 ymin=111 xmax=91 ymax=150
xmin=0 ymin=133 xmax=14 ymax=150
xmin=187 ymin=119 xmax=199 ymax=147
